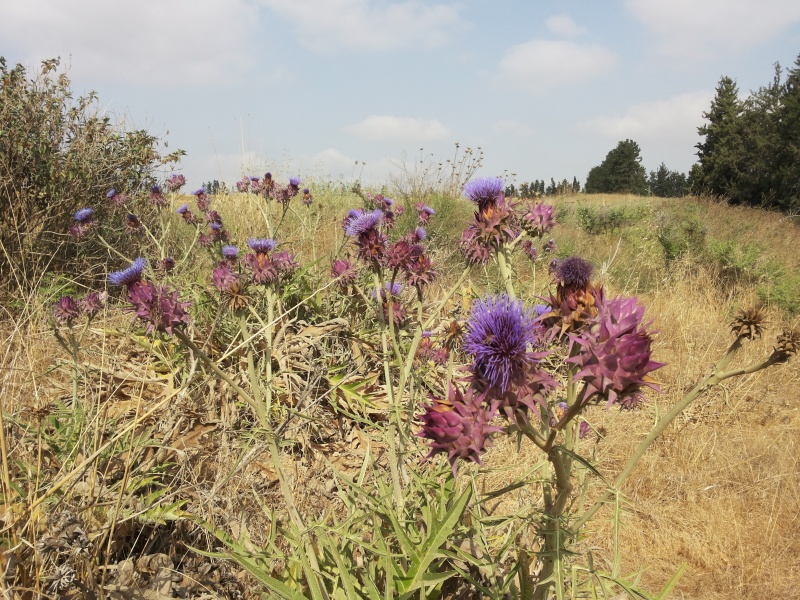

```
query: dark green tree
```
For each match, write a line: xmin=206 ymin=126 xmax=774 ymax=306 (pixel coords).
xmin=693 ymin=76 xmax=745 ymax=199
xmin=649 ymin=163 xmax=689 ymax=197
xmin=585 ymin=139 xmax=647 ymax=194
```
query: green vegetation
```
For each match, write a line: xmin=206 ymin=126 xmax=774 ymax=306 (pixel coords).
xmin=693 ymin=53 xmax=800 ymax=212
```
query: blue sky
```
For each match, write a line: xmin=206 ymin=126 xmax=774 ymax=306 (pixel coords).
xmin=2 ymin=0 xmax=799 ymax=191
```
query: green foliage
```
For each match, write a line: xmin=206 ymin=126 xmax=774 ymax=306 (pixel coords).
xmin=585 ymin=140 xmax=648 ymax=195
xmin=648 ymin=163 xmax=689 ymax=198
xmin=656 ymin=210 xmax=706 ymax=261
xmin=576 ymin=204 xmax=634 ymax=235
xmin=0 ymin=57 xmax=183 ymax=285
xmin=693 ymin=56 xmax=800 ymax=212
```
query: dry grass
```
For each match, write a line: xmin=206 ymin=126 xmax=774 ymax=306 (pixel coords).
xmin=2 ymin=189 xmax=799 ymax=597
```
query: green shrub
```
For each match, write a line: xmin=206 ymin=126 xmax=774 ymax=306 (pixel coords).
xmin=656 ymin=211 xmax=706 ymax=261
xmin=576 ymin=204 xmax=632 ymax=235
xmin=0 ymin=57 xmax=183 ymax=288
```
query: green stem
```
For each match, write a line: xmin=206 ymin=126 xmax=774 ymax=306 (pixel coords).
xmin=373 ymin=272 xmax=405 ymax=510
xmin=239 ymin=314 xmax=268 ymax=425
xmin=496 ymin=245 xmax=516 ymax=299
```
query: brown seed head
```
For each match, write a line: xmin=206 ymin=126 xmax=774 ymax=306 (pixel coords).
xmin=731 ymin=305 xmax=767 ymax=340
xmin=773 ymin=327 xmax=800 ymax=362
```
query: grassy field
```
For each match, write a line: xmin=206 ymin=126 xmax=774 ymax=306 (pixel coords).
xmin=1 ymin=186 xmax=798 ymax=598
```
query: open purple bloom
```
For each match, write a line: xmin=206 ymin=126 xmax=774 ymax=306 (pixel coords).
xmin=222 ymin=245 xmax=239 ymax=260
xmin=413 ymin=227 xmax=427 ymax=242
xmin=109 ymin=257 xmax=147 ymax=287
xmin=106 ymin=189 xmax=117 ymax=199
xmin=74 ymin=208 xmax=93 ymax=222
xmin=418 ymin=385 xmax=502 ymax=477
xmin=247 ymin=238 xmax=278 ymax=254
xmin=463 ymin=177 xmax=504 ymax=212
xmin=176 ymin=204 xmax=189 ymax=214
xmin=289 ymin=177 xmax=301 ymax=187
xmin=344 ymin=208 xmax=384 ymax=237
xmin=53 ymin=296 xmax=80 ymax=324
xmin=556 ymin=257 xmax=593 ymax=289
xmin=464 ymin=294 xmax=539 ymax=393
xmin=192 ymin=187 xmax=206 ymax=197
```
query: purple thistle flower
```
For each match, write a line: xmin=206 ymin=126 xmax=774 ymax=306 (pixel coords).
xmin=344 ymin=208 xmax=384 ymax=237
xmin=289 ymin=177 xmax=301 ymax=188
xmin=236 ymin=178 xmax=250 ymax=193
xmin=150 ymin=185 xmax=167 ymax=207
xmin=413 ymin=227 xmax=427 ymax=242
xmin=127 ymin=281 xmax=190 ymax=335
xmin=544 ymin=239 xmax=557 ymax=254
xmin=79 ymin=292 xmax=105 ymax=317
xmin=556 ymin=257 xmax=593 ymax=289
xmin=372 ymin=281 xmax=402 ymax=300
xmin=53 ymin=296 xmax=80 ymax=324
xmin=125 ymin=213 xmax=142 ymax=233
xmin=106 ymin=189 xmax=117 ymax=199
xmin=249 ymin=176 xmax=260 ymax=182
xmin=568 ymin=295 xmax=664 ymax=407
xmin=192 ymin=187 xmax=206 ymax=197
xmin=108 ymin=257 xmax=147 ymax=288
xmin=523 ymin=240 xmax=538 ymax=261
xmin=161 ymin=256 xmax=176 ymax=273
xmin=417 ymin=385 xmax=502 ymax=477
xmin=302 ymin=188 xmax=313 ymax=206
xmin=166 ymin=174 xmax=186 ymax=192
xmin=522 ymin=202 xmax=556 ymax=237
xmin=464 ymin=294 xmax=538 ymax=393
xmin=222 ymin=245 xmax=239 ymax=260
xmin=247 ymin=238 xmax=278 ymax=254
xmin=533 ymin=303 xmax=550 ymax=317
xmin=176 ymin=204 xmax=189 ymax=214
xmin=212 ymin=263 xmax=239 ymax=291
xmin=74 ymin=208 xmax=93 ymax=222
xmin=332 ymin=259 xmax=357 ymax=285
xmin=463 ymin=177 xmax=504 ymax=212
xmin=209 ymin=222 xmax=222 ymax=231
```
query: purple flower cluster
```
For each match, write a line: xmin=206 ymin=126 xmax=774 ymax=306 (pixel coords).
xmin=150 ymin=185 xmax=167 ymax=207
xmin=416 ymin=203 xmax=436 ymax=225
xmin=242 ymin=239 xmax=298 ymax=286
xmin=53 ymin=292 xmax=105 ymax=325
xmin=166 ymin=174 xmax=186 ymax=192
xmin=69 ymin=208 xmax=95 ymax=238
xmin=127 ymin=281 xmax=191 ymax=335
xmin=106 ymin=189 xmax=128 ymax=208
xmin=108 ymin=258 xmax=189 ymax=335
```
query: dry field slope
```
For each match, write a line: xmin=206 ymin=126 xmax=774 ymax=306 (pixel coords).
xmin=1 ymin=190 xmax=798 ymax=598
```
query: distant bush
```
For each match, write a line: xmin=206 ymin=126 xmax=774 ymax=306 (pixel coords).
xmin=576 ymin=204 xmax=633 ymax=234
xmin=656 ymin=211 xmax=706 ymax=261
xmin=0 ymin=57 xmax=183 ymax=287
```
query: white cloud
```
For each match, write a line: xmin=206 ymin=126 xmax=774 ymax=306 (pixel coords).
xmin=492 ymin=119 xmax=533 ymax=138
xmin=345 ymin=116 xmax=450 ymax=143
xmin=545 ymin=14 xmax=586 ymax=37
xmin=497 ymin=40 xmax=617 ymax=93
xmin=259 ymin=0 xmax=467 ymax=50
xmin=0 ymin=0 xmax=257 ymax=86
xmin=581 ymin=91 xmax=713 ymax=143
xmin=626 ymin=0 xmax=800 ymax=58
